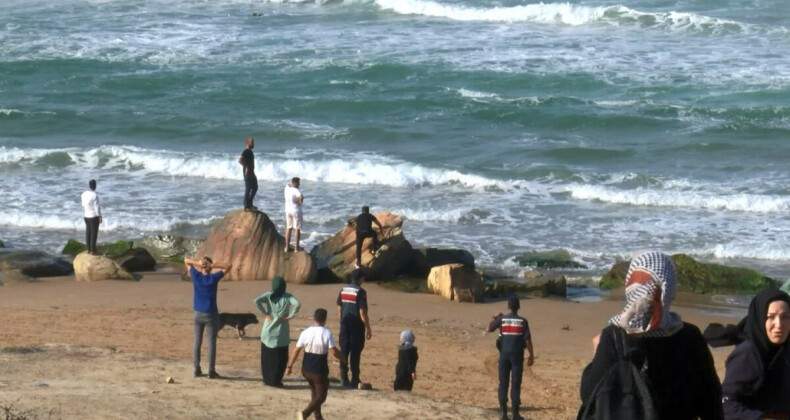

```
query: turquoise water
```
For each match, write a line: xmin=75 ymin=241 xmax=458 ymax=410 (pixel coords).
xmin=1 ymin=0 xmax=788 ymax=280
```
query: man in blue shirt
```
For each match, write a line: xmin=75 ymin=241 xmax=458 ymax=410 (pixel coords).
xmin=185 ymin=255 xmax=232 ymax=379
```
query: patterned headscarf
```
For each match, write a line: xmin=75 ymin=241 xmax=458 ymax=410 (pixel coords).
xmin=608 ymin=252 xmax=683 ymax=337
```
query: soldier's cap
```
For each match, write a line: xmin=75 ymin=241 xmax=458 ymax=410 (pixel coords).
xmin=508 ymin=296 xmax=520 ymax=310
xmin=350 ymin=269 xmax=364 ymax=282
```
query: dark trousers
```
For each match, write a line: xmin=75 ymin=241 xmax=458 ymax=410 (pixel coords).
xmin=84 ymin=217 xmax=100 ymax=254
xmin=498 ymin=352 xmax=524 ymax=407
xmin=339 ymin=319 xmax=365 ymax=384
xmin=301 ymin=370 xmax=329 ymax=420
xmin=244 ymin=174 xmax=258 ymax=209
xmin=355 ymin=231 xmax=378 ymax=266
xmin=193 ymin=311 xmax=219 ymax=373
xmin=260 ymin=343 xmax=288 ymax=386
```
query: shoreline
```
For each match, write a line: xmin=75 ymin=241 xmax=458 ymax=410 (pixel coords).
xmin=0 ymin=272 xmax=742 ymax=419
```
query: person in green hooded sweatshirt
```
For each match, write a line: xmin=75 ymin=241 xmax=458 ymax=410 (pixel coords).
xmin=253 ymin=276 xmax=301 ymax=387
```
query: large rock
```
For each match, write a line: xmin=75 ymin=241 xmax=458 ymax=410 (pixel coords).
xmin=426 ymin=264 xmax=484 ymax=303
xmin=195 ymin=210 xmax=316 ymax=284
xmin=486 ymin=273 xmax=567 ymax=298
xmin=0 ymin=249 xmax=73 ymax=285
xmin=111 ymin=248 xmax=156 ymax=272
xmin=310 ymin=212 xmax=413 ymax=282
xmin=514 ymin=249 xmax=586 ymax=269
xmin=135 ymin=235 xmax=203 ymax=263
xmin=73 ymin=252 xmax=135 ymax=282
xmin=62 ymin=239 xmax=134 ymax=257
xmin=599 ymin=254 xmax=778 ymax=294
xmin=407 ymin=247 xmax=475 ymax=277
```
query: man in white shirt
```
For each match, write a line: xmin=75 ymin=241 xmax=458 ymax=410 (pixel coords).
xmin=286 ymin=308 xmax=342 ymax=420
xmin=284 ymin=177 xmax=304 ymax=252
xmin=80 ymin=179 xmax=102 ymax=255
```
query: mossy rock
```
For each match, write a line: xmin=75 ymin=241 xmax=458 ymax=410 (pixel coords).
xmin=514 ymin=249 xmax=586 ymax=269
xmin=61 ymin=239 xmax=134 ymax=257
xmin=599 ymin=254 xmax=778 ymax=294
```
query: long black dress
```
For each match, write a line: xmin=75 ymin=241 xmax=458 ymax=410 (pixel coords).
xmin=393 ymin=346 xmax=418 ymax=391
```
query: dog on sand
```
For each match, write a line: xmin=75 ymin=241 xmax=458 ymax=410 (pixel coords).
xmin=218 ymin=313 xmax=259 ymax=339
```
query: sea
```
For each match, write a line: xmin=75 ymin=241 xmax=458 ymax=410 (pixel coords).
xmin=1 ymin=0 xmax=788 ymax=285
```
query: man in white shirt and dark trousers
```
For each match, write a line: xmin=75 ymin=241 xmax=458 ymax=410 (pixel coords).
xmin=284 ymin=177 xmax=304 ymax=252
xmin=80 ymin=179 xmax=102 ymax=255
xmin=286 ymin=308 xmax=342 ymax=420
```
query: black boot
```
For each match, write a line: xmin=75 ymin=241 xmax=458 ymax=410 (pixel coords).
xmin=511 ymin=404 xmax=524 ymax=420
xmin=498 ymin=404 xmax=509 ymax=420
xmin=340 ymin=362 xmax=351 ymax=388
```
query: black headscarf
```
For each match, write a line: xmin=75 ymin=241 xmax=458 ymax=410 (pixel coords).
xmin=742 ymin=288 xmax=790 ymax=369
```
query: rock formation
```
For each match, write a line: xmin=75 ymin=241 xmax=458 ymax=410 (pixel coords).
xmin=73 ymin=252 xmax=135 ymax=282
xmin=0 ymin=249 xmax=73 ymax=285
xmin=426 ymin=264 xmax=484 ymax=303
xmin=195 ymin=210 xmax=316 ymax=284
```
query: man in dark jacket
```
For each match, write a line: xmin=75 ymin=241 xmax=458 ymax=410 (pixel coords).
xmin=336 ymin=269 xmax=373 ymax=388
xmin=353 ymin=206 xmax=384 ymax=268
xmin=487 ymin=296 xmax=534 ymax=420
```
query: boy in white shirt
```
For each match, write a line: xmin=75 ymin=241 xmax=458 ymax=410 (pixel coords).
xmin=286 ymin=308 xmax=342 ymax=420
xmin=284 ymin=177 xmax=304 ymax=252
xmin=80 ymin=179 xmax=102 ymax=255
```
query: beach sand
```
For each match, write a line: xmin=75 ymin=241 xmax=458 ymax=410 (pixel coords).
xmin=0 ymin=274 xmax=737 ymax=419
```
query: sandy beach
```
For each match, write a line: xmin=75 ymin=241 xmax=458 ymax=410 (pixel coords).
xmin=0 ymin=273 xmax=739 ymax=419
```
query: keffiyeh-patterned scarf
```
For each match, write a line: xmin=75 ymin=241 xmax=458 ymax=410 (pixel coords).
xmin=608 ymin=252 xmax=683 ymax=337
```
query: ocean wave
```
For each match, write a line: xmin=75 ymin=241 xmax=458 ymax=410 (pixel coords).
xmin=0 ymin=145 xmax=526 ymax=190
xmin=710 ymin=242 xmax=790 ymax=262
xmin=0 ymin=210 xmax=218 ymax=233
xmin=373 ymin=0 xmax=748 ymax=33
xmin=567 ymin=184 xmax=789 ymax=214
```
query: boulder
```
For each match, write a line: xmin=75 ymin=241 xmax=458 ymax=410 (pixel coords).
xmin=61 ymin=239 xmax=134 ymax=257
xmin=407 ymin=247 xmax=475 ymax=277
xmin=73 ymin=252 xmax=135 ymax=282
xmin=599 ymin=254 xmax=778 ymax=294
xmin=111 ymin=248 xmax=156 ymax=272
xmin=485 ymin=273 xmax=567 ymax=298
xmin=135 ymin=235 xmax=203 ymax=263
xmin=0 ymin=249 xmax=73 ymax=285
xmin=426 ymin=264 xmax=484 ymax=303
xmin=310 ymin=212 xmax=413 ymax=282
xmin=195 ymin=210 xmax=316 ymax=284
xmin=514 ymin=249 xmax=586 ymax=269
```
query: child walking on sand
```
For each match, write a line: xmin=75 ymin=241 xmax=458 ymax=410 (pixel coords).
xmin=393 ymin=330 xmax=418 ymax=391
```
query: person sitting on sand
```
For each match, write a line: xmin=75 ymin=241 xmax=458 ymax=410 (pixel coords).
xmin=721 ymin=288 xmax=790 ymax=419
xmin=579 ymin=252 xmax=722 ymax=420
xmin=393 ymin=329 xmax=418 ymax=391
xmin=287 ymin=308 xmax=342 ymax=420
xmin=353 ymin=205 xmax=384 ymax=269
xmin=487 ymin=296 xmax=534 ymax=420
xmin=253 ymin=276 xmax=301 ymax=388
xmin=185 ymin=255 xmax=232 ymax=379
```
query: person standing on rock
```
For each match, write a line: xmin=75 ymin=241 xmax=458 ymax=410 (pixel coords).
xmin=486 ymin=296 xmax=534 ymax=420
xmin=238 ymin=136 xmax=257 ymax=212
xmin=80 ymin=179 xmax=102 ymax=255
xmin=185 ymin=255 xmax=232 ymax=379
xmin=284 ymin=177 xmax=303 ymax=252
xmin=286 ymin=308 xmax=342 ymax=420
xmin=354 ymin=206 xmax=384 ymax=269
xmin=336 ymin=269 xmax=372 ymax=388
xmin=253 ymin=276 xmax=301 ymax=387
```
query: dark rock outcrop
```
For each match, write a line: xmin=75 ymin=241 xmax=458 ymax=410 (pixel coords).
xmin=514 ymin=249 xmax=586 ymax=269
xmin=486 ymin=273 xmax=567 ymax=298
xmin=0 ymin=249 xmax=73 ymax=285
xmin=62 ymin=239 xmax=134 ymax=257
xmin=407 ymin=247 xmax=475 ymax=277
xmin=310 ymin=212 xmax=413 ymax=282
xmin=135 ymin=235 xmax=203 ymax=263
xmin=111 ymin=248 xmax=157 ymax=272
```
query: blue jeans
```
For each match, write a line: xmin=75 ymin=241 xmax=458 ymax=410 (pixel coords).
xmin=193 ymin=311 xmax=219 ymax=373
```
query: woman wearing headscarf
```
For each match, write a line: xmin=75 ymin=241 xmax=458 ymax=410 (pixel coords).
xmin=253 ymin=276 xmax=301 ymax=387
xmin=579 ymin=252 xmax=723 ymax=420
xmin=722 ymin=288 xmax=790 ymax=419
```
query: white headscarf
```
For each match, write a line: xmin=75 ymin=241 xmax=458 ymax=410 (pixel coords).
xmin=399 ymin=330 xmax=415 ymax=349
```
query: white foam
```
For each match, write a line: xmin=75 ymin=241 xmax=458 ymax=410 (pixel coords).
xmin=0 ymin=209 xmax=218 ymax=233
xmin=0 ymin=108 xmax=24 ymax=116
xmin=567 ymin=184 xmax=789 ymax=214
xmin=710 ymin=243 xmax=790 ymax=261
